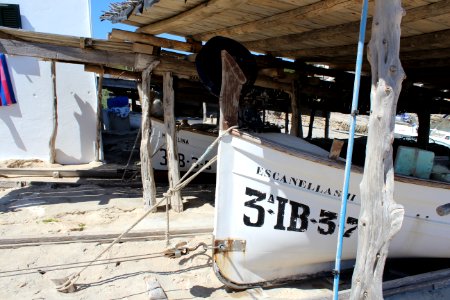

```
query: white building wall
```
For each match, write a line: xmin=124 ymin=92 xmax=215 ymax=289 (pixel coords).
xmin=0 ymin=0 xmax=98 ymax=164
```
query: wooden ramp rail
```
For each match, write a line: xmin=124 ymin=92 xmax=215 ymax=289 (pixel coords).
xmin=336 ymin=268 xmax=450 ymax=299
xmin=0 ymin=227 xmax=213 ymax=249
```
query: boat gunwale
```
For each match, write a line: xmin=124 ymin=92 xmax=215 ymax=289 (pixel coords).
xmin=151 ymin=117 xmax=218 ymax=137
xmin=230 ymin=129 xmax=450 ymax=190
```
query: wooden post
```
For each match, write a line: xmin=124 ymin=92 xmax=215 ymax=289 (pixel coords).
xmin=219 ymin=51 xmax=247 ymax=132
xmin=417 ymin=110 xmax=431 ymax=149
xmin=95 ymin=71 xmax=104 ymax=162
xmin=307 ymin=108 xmax=316 ymax=139
xmin=138 ymin=61 xmax=159 ymax=210
xmin=203 ymin=102 xmax=207 ymax=123
xmin=49 ymin=61 xmax=58 ymax=164
xmin=285 ymin=109 xmax=289 ymax=134
xmin=324 ymin=111 xmax=331 ymax=139
xmin=350 ymin=1 xmax=406 ymax=299
xmin=289 ymin=80 xmax=299 ymax=137
xmin=163 ymin=72 xmax=183 ymax=213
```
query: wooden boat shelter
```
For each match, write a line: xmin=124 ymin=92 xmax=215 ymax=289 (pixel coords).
xmin=0 ymin=0 xmax=448 ymax=222
xmin=0 ymin=0 xmax=449 ymax=297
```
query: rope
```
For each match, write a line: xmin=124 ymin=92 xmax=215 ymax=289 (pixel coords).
xmin=163 ymin=126 xmax=237 ymax=246
xmin=56 ymin=125 xmax=236 ymax=293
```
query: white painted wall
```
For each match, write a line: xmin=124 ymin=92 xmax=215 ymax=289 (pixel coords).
xmin=0 ymin=0 xmax=98 ymax=164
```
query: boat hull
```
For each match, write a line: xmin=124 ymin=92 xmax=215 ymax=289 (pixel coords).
xmin=213 ymin=133 xmax=450 ymax=287
xmin=150 ymin=119 xmax=217 ymax=173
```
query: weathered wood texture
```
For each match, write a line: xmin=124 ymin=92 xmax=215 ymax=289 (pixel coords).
xmin=163 ymin=72 xmax=183 ymax=212
xmin=95 ymin=71 xmax=104 ymax=162
xmin=139 ymin=62 xmax=159 ymax=210
xmin=289 ymin=81 xmax=299 ymax=137
xmin=110 ymin=29 xmax=201 ymax=53
xmin=219 ymin=51 xmax=247 ymax=131
xmin=85 ymin=64 xmax=141 ymax=80
xmin=350 ymin=1 xmax=406 ymax=299
xmin=0 ymin=38 xmax=154 ymax=71
xmin=137 ymin=0 xmax=244 ymax=35
xmin=49 ymin=61 xmax=58 ymax=164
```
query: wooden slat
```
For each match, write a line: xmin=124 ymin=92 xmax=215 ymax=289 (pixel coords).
xmin=273 ymin=29 xmax=450 ymax=59
xmin=0 ymin=37 xmax=155 ymax=71
xmin=110 ymin=29 xmax=201 ymax=53
xmin=244 ymin=0 xmax=450 ymax=52
xmin=0 ymin=227 xmax=213 ymax=249
xmin=137 ymin=0 xmax=246 ymax=35
xmin=192 ymin=0 xmax=354 ymax=41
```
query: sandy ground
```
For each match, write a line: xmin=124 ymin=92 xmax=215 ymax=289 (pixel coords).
xmin=0 ymin=183 xmax=337 ymax=300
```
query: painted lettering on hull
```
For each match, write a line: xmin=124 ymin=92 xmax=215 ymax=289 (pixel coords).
xmin=243 ymin=186 xmax=358 ymax=238
xmin=256 ymin=166 xmax=357 ymax=202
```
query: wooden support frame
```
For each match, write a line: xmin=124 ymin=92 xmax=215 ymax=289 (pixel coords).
xmin=163 ymin=72 xmax=183 ymax=212
xmin=350 ymin=1 xmax=406 ymax=298
xmin=138 ymin=61 xmax=160 ymax=210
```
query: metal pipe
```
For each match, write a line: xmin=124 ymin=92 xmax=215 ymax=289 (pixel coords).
xmin=333 ymin=0 xmax=369 ymax=298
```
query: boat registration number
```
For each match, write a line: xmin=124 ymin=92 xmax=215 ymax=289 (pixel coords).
xmin=242 ymin=187 xmax=358 ymax=237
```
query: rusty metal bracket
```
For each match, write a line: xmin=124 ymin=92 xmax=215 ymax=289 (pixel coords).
xmin=214 ymin=239 xmax=246 ymax=253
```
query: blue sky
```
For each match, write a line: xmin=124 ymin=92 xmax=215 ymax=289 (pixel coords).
xmin=91 ymin=0 xmax=136 ymax=39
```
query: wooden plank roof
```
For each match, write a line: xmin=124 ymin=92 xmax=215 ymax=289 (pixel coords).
xmin=101 ymin=0 xmax=450 ymax=74
xmin=99 ymin=0 xmax=450 ymax=115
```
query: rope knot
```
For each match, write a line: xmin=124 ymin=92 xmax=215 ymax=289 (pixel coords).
xmin=163 ymin=188 xmax=176 ymax=198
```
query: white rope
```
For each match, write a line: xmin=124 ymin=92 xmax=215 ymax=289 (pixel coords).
xmin=56 ymin=125 xmax=235 ymax=293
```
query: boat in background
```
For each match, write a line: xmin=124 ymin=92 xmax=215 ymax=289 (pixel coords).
xmin=150 ymin=118 xmax=218 ymax=174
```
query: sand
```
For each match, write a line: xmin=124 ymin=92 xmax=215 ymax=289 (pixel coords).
xmin=0 ymin=183 xmax=336 ymax=299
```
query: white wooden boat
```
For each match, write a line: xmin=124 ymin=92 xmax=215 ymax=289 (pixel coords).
xmin=150 ymin=118 xmax=218 ymax=173
xmin=212 ymin=51 xmax=450 ymax=289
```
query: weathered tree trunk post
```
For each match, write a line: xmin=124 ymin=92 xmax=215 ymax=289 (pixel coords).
xmin=49 ymin=61 xmax=58 ymax=164
xmin=417 ymin=109 xmax=431 ymax=149
xmin=307 ymin=108 xmax=316 ymax=139
xmin=219 ymin=51 xmax=246 ymax=132
xmin=163 ymin=72 xmax=183 ymax=213
xmin=284 ymin=108 xmax=289 ymax=134
xmin=95 ymin=70 xmax=104 ymax=162
xmin=350 ymin=1 xmax=406 ymax=299
xmin=289 ymin=80 xmax=300 ymax=137
xmin=324 ymin=111 xmax=331 ymax=139
xmin=138 ymin=61 xmax=159 ymax=210
xmin=203 ymin=102 xmax=207 ymax=123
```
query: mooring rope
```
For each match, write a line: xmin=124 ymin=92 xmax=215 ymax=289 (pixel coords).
xmin=56 ymin=125 xmax=236 ymax=293
xmin=164 ymin=126 xmax=237 ymax=245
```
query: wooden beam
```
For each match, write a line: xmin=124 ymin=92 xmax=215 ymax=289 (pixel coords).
xmin=163 ymin=72 xmax=183 ymax=212
xmin=137 ymin=0 xmax=244 ymax=35
xmin=350 ymin=1 xmax=406 ymax=298
xmin=49 ymin=61 xmax=58 ymax=164
xmin=192 ymin=0 xmax=354 ymax=42
xmin=85 ymin=64 xmax=141 ymax=80
xmin=110 ymin=29 xmax=201 ymax=53
xmin=244 ymin=0 xmax=450 ymax=52
xmin=0 ymin=38 xmax=155 ymax=71
xmin=132 ymin=42 xmax=154 ymax=55
xmin=273 ymin=29 xmax=450 ymax=59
